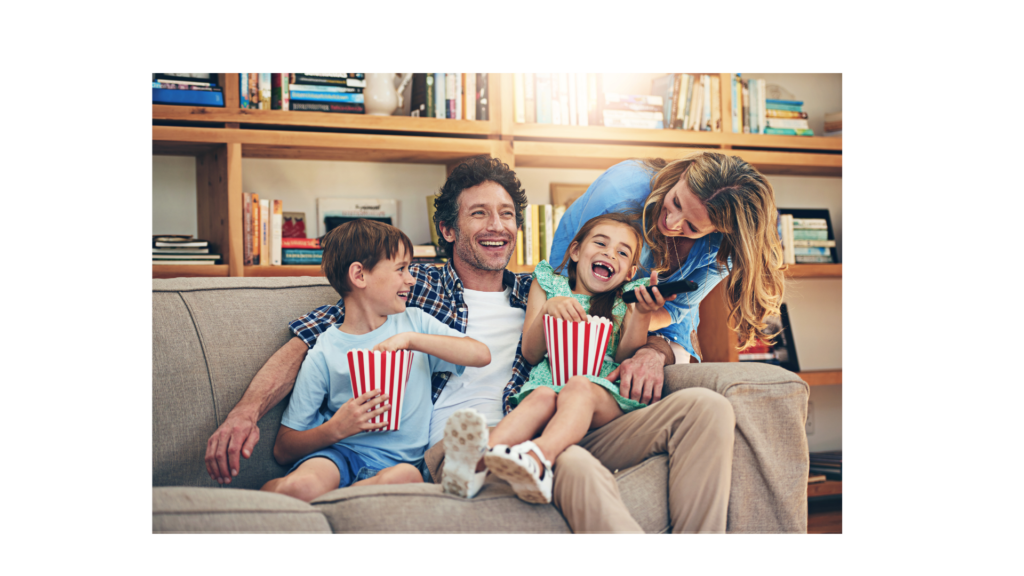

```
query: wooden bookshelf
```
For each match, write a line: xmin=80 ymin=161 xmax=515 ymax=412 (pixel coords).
xmin=153 ymin=264 xmax=229 ymax=279
xmin=807 ymin=479 xmax=842 ymax=498
xmin=244 ymin=265 xmax=324 ymax=277
xmin=798 ymin=370 xmax=843 ymax=386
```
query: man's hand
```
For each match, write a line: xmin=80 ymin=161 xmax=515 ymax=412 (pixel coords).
xmin=205 ymin=411 xmax=261 ymax=485
xmin=606 ymin=346 xmax=668 ymax=405
xmin=327 ymin=390 xmax=392 ymax=440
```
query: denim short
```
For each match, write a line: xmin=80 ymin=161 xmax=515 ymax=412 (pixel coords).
xmin=288 ymin=445 xmax=431 ymax=488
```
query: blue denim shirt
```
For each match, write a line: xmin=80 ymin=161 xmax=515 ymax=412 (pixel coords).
xmin=548 ymin=160 xmax=729 ymax=361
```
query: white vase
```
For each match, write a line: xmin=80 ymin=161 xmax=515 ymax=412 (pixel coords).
xmin=364 ymin=73 xmax=413 ymax=116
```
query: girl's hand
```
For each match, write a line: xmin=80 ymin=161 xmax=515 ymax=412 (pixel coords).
xmin=630 ymin=270 xmax=675 ymax=315
xmin=543 ymin=296 xmax=588 ymax=322
xmin=372 ymin=332 xmax=416 ymax=352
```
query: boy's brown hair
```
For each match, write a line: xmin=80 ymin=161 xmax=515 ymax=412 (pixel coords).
xmin=321 ymin=219 xmax=414 ymax=296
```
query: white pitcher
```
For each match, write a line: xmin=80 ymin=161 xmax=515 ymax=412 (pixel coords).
xmin=364 ymin=73 xmax=413 ymax=116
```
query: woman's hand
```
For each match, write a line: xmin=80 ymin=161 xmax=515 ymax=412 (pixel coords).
xmin=372 ymin=332 xmax=416 ymax=352
xmin=543 ymin=296 xmax=588 ymax=322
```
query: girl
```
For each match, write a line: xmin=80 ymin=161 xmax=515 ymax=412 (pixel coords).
xmin=453 ymin=213 xmax=671 ymax=504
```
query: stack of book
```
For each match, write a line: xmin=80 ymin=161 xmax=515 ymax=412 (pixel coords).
xmin=288 ymin=74 xmax=365 ymax=114
xmin=778 ymin=212 xmax=837 ymax=264
xmin=659 ymin=74 xmax=725 ymax=132
xmin=282 ymin=238 xmax=323 ymax=266
xmin=516 ymin=204 xmax=567 ymax=266
xmin=738 ymin=338 xmax=779 ymax=364
xmin=243 ymin=193 xmax=282 ymax=266
xmin=513 ymin=73 xmax=601 ymax=126
xmin=824 ymin=111 xmax=842 ymax=137
xmin=152 ymin=74 xmax=224 ymax=107
xmin=809 ymin=450 xmax=841 ymax=480
xmin=153 ymin=235 xmax=220 ymax=265
xmin=408 ymin=73 xmax=488 ymax=120
xmin=602 ymin=94 xmax=664 ymax=129
xmin=764 ymin=98 xmax=813 ymax=136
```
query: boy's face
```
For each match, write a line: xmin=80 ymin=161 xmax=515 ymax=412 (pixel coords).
xmin=442 ymin=180 xmax=518 ymax=272
xmin=363 ymin=243 xmax=415 ymax=315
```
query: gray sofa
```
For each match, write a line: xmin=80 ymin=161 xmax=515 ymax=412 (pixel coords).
xmin=153 ymin=276 xmax=810 ymax=533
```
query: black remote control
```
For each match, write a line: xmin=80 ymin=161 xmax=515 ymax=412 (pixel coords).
xmin=622 ymin=279 xmax=699 ymax=304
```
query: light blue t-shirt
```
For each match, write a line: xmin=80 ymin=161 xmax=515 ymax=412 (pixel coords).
xmin=281 ymin=307 xmax=467 ymax=468
xmin=548 ymin=160 xmax=729 ymax=361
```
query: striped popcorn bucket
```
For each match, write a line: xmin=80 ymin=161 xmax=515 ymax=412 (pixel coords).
xmin=543 ymin=314 xmax=614 ymax=388
xmin=345 ymin=349 xmax=414 ymax=433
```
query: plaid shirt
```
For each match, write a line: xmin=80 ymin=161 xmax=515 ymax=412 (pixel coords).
xmin=289 ymin=261 xmax=534 ymax=415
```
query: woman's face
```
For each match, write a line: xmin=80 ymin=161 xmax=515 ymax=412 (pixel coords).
xmin=657 ymin=176 xmax=715 ymax=239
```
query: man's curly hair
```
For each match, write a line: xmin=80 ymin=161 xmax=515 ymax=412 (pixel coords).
xmin=432 ymin=155 xmax=527 ymax=258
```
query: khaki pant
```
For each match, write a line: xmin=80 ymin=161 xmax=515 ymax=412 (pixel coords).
xmin=424 ymin=386 xmax=735 ymax=534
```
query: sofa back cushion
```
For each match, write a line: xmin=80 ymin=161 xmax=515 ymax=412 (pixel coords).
xmin=153 ymin=277 xmax=340 ymax=490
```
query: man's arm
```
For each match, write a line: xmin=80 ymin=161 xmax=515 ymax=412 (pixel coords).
xmin=204 ymin=337 xmax=308 ymax=484
xmin=605 ymin=334 xmax=673 ymax=405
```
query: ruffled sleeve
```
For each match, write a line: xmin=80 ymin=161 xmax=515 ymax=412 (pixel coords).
xmin=531 ymin=260 xmax=571 ymax=298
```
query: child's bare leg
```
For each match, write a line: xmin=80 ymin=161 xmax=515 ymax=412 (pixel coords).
xmin=261 ymin=457 xmax=341 ymax=503
xmin=351 ymin=463 xmax=423 ymax=487
xmin=532 ymin=377 xmax=622 ymax=467
xmin=477 ymin=387 xmax=557 ymax=471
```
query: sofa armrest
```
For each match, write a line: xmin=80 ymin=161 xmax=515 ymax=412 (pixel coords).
xmin=663 ymin=362 xmax=810 ymax=533
xmin=153 ymin=487 xmax=332 ymax=534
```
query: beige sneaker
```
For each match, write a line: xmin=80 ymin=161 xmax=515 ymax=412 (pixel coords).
xmin=440 ymin=409 xmax=488 ymax=499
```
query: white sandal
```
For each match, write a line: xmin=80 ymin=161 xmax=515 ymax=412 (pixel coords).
xmin=484 ymin=441 xmax=553 ymax=504
xmin=441 ymin=409 xmax=489 ymax=499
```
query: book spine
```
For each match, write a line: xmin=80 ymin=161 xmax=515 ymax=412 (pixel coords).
xmin=742 ymin=79 xmax=750 ymax=133
xmin=710 ymin=74 xmax=721 ymax=132
xmin=289 ymin=91 xmax=364 ymax=103
xmin=689 ymin=76 xmax=704 ymax=130
xmin=537 ymin=205 xmax=547 ymax=261
xmin=281 ymin=249 xmax=324 ymax=256
xmin=792 ymin=218 xmax=828 ymax=228
xmin=767 ymin=109 xmax=809 ymax=119
xmin=477 ymin=73 xmax=488 ymax=121
xmin=271 ymin=74 xmax=284 ymax=110
xmin=288 ymin=101 xmax=365 ymax=113
xmin=792 ymin=239 xmax=836 ymax=248
xmin=523 ymin=205 xmax=534 ymax=265
xmin=670 ymin=73 xmax=682 ymax=129
xmin=411 ymin=73 xmax=427 ymax=117
xmin=425 ymin=74 xmax=435 ymax=118
xmin=455 ymin=72 xmax=462 ymax=120
xmin=152 ymin=88 xmax=224 ymax=107
xmin=516 ymin=229 xmax=524 ymax=265
xmin=270 ymin=200 xmax=283 ymax=265
xmin=766 ymin=103 xmax=804 ymax=112
xmin=444 ymin=73 xmax=454 ymax=119
xmin=536 ymin=74 xmax=552 ymax=124
xmin=260 ymin=199 xmax=270 ymax=266
xmin=680 ymin=74 xmax=693 ymax=129
xmin=249 ymin=74 xmax=258 ymax=109
xmin=239 ymin=74 xmax=249 ymax=109
xmin=544 ymin=203 xmax=554 ymax=260
xmin=464 ymin=73 xmax=476 ymax=121
xmin=568 ymin=73 xmax=578 ymax=126
xmin=434 ymin=73 xmax=445 ymax=118
xmin=293 ymin=73 xmax=366 ymax=87
xmin=794 ymin=247 xmax=831 ymax=256
xmin=793 ymin=229 xmax=829 ymax=240
xmin=795 ymin=255 xmax=834 ymax=264
xmin=781 ymin=214 xmax=795 ymax=265
xmin=731 ymin=75 xmax=741 ymax=133
xmin=531 ymin=204 xmax=540 ymax=264
xmin=764 ymin=127 xmax=814 ymax=136
xmin=576 ymin=74 xmax=588 ymax=126
xmin=154 ymin=82 xmax=220 ymax=91
xmin=252 ymin=193 xmax=261 ymax=265
xmin=759 ymin=79 xmax=767 ymax=136
xmin=514 ymin=73 xmax=525 ymax=123
xmin=243 ymin=193 xmax=253 ymax=265
xmin=766 ymin=118 xmax=810 ymax=129
xmin=287 ymin=84 xmax=363 ymax=93
xmin=259 ymin=73 xmax=271 ymax=109
xmin=767 ymin=98 xmax=803 ymax=106
xmin=558 ymin=73 xmax=570 ymax=125
xmin=524 ymin=72 xmax=535 ymax=123
xmin=701 ymin=75 xmax=712 ymax=131
xmin=281 ymin=238 xmax=321 ymax=249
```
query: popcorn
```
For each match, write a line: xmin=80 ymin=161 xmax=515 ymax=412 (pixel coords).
xmin=346 ymin=349 xmax=414 ymax=432
xmin=543 ymin=314 xmax=614 ymax=387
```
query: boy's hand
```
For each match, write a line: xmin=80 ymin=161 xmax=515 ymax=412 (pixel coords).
xmin=372 ymin=333 xmax=416 ymax=352
xmin=544 ymin=296 xmax=588 ymax=322
xmin=630 ymin=270 xmax=675 ymax=315
xmin=327 ymin=390 xmax=391 ymax=440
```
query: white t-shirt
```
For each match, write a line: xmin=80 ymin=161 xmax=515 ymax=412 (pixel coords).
xmin=428 ymin=286 xmax=526 ymax=447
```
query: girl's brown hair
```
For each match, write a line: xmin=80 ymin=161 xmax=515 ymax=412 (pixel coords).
xmin=553 ymin=212 xmax=644 ymax=327
xmin=639 ymin=152 xmax=786 ymax=349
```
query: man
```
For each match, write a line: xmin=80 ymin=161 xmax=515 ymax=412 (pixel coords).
xmin=205 ymin=155 xmax=734 ymax=533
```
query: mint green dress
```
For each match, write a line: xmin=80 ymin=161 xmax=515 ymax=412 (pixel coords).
xmin=510 ymin=260 xmax=650 ymax=413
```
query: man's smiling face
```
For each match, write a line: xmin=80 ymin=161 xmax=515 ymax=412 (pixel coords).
xmin=442 ymin=180 xmax=518 ymax=272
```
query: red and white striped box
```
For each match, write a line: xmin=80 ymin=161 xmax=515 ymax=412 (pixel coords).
xmin=345 ymin=349 xmax=414 ymax=432
xmin=543 ymin=314 xmax=613 ymax=387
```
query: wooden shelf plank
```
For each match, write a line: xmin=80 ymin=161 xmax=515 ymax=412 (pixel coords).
xmin=798 ymin=370 xmax=842 ymax=386
xmin=807 ymin=480 xmax=842 ymax=498
xmin=152 ymin=264 xmax=229 ymax=279
xmin=153 ymin=126 xmax=494 ymax=164
xmin=244 ymin=265 xmax=324 ymax=277
xmin=785 ymin=263 xmax=841 ymax=278
xmin=512 ymin=123 xmax=842 ymax=152
xmin=512 ymin=140 xmax=841 ymax=176
xmin=153 ymin=105 xmax=495 ymax=136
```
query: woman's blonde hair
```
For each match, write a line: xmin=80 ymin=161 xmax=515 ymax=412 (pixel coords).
xmin=639 ymin=152 xmax=786 ymax=350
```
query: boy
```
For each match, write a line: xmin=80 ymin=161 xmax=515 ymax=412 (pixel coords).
xmin=261 ymin=219 xmax=490 ymax=502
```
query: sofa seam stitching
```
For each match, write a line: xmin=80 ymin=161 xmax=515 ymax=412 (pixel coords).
xmin=177 ymin=292 xmax=222 ymax=446
xmin=153 ymin=284 xmax=329 ymax=294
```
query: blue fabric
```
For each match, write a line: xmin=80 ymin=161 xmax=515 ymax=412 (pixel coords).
xmin=289 ymin=261 xmax=534 ymax=415
xmin=548 ymin=160 xmax=729 ymax=361
xmin=281 ymin=307 xmax=468 ymax=467
xmin=288 ymin=443 xmax=385 ymax=489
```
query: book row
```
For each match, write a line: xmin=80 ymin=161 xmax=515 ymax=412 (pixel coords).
xmin=152 ymin=235 xmax=221 ymax=265
xmin=516 ymin=204 xmax=567 ymax=266
xmin=240 ymin=73 xmax=367 ymax=113
xmin=778 ymin=214 xmax=837 ymax=264
xmin=243 ymin=194 xmax=324 ymax=265
xmin=152 ymin=73 xmax=224 ymax=107
xmin=408 ymin=73 xmax=489 ymax=120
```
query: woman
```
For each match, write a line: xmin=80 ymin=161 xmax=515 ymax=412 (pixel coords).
xmin=548 ymin=151 xmax=785 ymax=363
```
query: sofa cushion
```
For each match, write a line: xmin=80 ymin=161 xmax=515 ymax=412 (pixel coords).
xmin=153 ymin=487 xmax=332 ymax=533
